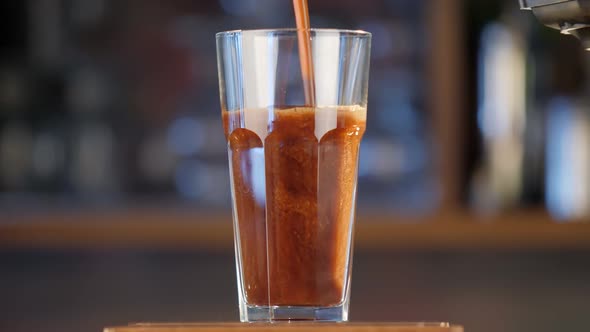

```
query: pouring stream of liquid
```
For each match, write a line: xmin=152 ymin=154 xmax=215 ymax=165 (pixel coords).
xmin=293 ymin=0 xmax=316 ymax=106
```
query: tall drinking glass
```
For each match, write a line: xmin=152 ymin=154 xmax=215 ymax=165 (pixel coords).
xmin=216 ymin=29 xmax=371 ymax=322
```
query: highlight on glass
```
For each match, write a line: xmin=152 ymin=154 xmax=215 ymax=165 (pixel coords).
xmin=216 ymin=29 xmax=371 ymax=322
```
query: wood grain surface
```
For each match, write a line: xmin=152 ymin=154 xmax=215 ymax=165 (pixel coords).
xmin=104 ymin=322 xmax=463 ymax=332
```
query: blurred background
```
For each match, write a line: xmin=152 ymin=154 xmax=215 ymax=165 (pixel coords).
xmin=1 ymin=0 xmax=589 ymax=331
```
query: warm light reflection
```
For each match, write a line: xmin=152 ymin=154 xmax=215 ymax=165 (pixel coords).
xmin=475 ymin=22 xmax=526 ymax=210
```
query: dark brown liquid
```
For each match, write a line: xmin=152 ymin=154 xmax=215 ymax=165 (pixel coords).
xmin=223 ymin=106 xmax=366 ymax=306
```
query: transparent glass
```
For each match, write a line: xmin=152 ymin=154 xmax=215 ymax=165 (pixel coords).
xmin=216 ymin=29 xmax=371 ymax=322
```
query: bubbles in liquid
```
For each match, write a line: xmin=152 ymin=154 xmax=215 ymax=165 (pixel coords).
xmin=224 ymin=106 xmax=365 ymax=306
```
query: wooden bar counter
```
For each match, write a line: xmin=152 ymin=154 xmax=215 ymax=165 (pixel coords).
xmin=105 ymin=323 xmax=463 ymax=332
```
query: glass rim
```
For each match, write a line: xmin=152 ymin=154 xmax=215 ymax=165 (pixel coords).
xmin=216 ymin=28 xmax=371 ymax=38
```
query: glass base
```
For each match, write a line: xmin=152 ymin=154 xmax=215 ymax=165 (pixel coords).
xmin=240 ymin=303 xmax=348 ymax=322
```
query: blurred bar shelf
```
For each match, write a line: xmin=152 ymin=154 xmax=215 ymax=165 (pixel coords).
xmin=1 ymin=209 xmax=589 ymax=251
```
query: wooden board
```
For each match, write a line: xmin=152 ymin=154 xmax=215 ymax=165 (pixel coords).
xmin=105 ymin=322 xmax=463 ymax=332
